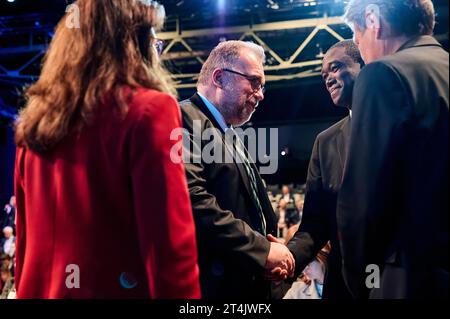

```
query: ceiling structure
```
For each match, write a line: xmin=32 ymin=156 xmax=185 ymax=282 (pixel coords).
xmin=0 ymin=0 xmax=448 ymax=116
xmin=161 ymin=15 xmax=350 ymax=88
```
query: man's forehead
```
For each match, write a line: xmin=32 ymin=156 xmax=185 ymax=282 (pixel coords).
xmin=322 ymin=47 xmax=352 ymax=70
xmin=236 ymin=50 xmax=264 ymax=74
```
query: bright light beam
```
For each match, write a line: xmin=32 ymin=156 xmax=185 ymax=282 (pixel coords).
xmin=218 ymin=0 xmax=226 ymax=12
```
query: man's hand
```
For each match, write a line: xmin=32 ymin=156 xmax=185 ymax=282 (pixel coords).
xmin=264 ymin=234 xmax=295 ymax=281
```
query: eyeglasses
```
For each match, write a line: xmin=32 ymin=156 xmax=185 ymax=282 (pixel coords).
xmin=222 ymin=68 xmax=265 ymax=93
xmin=151 ymin=38 xmax=164 ymax=56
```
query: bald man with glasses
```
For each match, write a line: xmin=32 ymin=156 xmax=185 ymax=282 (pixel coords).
xmin=180 ymin=40 xmax=294 ymax=299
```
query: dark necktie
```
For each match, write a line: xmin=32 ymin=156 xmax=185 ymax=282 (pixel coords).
xmin=229 ymin=128 xmax=267 ymax=236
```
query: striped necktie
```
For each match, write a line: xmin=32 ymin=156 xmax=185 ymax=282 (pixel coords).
xmin=230 ymin=128 xmax=267 ymax=236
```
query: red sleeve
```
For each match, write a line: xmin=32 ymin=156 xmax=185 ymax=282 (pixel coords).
xmin=13 ymin=147 xmax=26 ymax=294
xmin=129 ymin=91 xmax=201 ymax=299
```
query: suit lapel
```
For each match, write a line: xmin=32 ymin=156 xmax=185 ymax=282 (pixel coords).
xmin=224 ymin=132 xmax=255 ymax=202
xmin=189 ymin=93 xmax=224 ymax=133
xmin=251 ymin=161 xmax=277 ymax=232
xmin=189 ymin=94 xmax=257 ymax=214
xmin=335 ymin=116 xmax=351 ymax=171
xmin=240 ymin=142 xmax=276 ymax=232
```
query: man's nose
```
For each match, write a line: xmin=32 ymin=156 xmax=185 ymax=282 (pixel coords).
xmin=326 ymin=76 xmax=336 ymax=88
xmin=255 ymin=87 xmax=264 ymax=101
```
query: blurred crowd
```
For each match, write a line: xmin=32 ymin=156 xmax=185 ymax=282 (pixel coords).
xmin=0 ymin=195 xmax=16 ymax=299
xmin=268 ymin=184 xmax=330 ymax=299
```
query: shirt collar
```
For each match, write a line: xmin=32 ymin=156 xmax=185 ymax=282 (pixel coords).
xmin=197 ymin=92 xmax=230 ymax=132
xmin=396 ymin=35 xmax=442 ymax=53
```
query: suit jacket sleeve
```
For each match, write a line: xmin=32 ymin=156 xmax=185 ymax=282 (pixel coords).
xmin=182 ymin=110 xmax=270 ymax=272
xmin=288 ymin=136 xmax=330 ymax=276
xmin=336 ymin=62 xmax=410 ymax=297
xmin=129 ymin=93 xmax=201 ymax=298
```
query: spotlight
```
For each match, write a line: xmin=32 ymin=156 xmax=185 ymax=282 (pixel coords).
xmin=218 ymin=0 xmax=225 ymax=12
xmin=281 ymin=146 xmax=290 ymax=157
xmin=267 ymin=0 xmax=279 ymax=10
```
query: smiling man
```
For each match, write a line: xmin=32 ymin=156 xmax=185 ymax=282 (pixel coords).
xmin=322 ymin=40 xmax=364 ymax=110
xmin=286 ymin=40 xmax=364 ymax=299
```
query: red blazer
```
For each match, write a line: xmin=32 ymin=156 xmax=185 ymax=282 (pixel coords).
xmin=14 ymin=88 xmax=201 ymax=299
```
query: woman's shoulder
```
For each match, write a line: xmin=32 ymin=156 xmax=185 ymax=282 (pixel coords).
xmin=123 ymin=87 xmax=181 ymax=131
xmin=130 ymin=87 xmax=178 ymax=114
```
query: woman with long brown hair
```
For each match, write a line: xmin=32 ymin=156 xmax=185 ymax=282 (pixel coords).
xmin=14 ymin=0 xmax=200 ymax=298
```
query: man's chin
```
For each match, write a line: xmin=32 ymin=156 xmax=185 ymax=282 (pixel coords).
xmin=234 ymin=114 xmax=253 ymax=127
xmin=333 ymin=97 xmax=347 ymax=108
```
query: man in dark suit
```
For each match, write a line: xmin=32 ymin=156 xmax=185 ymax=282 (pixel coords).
xmin=337 ymin=0 xmax=448 ymax=298
xmin=180 ymin=40 xmax=295 ymax=299
xmin=286 ymin=40 xmax=364 ymax=299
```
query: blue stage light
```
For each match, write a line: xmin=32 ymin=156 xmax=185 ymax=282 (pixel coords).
xmin=218 ymin=0 xmax=225 ymax=12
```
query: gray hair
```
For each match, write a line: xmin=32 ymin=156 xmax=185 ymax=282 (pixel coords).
xmin=2 ymin=226 xmax=13 ymax=234
xmin=197 ymin=40 xmax=265 ymax=87
xmin=344 ymin=0 xmax=435 ymax=37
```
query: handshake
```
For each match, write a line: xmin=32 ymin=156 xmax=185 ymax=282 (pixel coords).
xmin=263 ymin=234 xmax=295 ymax=282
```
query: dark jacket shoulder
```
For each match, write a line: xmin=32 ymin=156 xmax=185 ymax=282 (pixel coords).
xmin=316 ymin=116 xmax=350 ymax=143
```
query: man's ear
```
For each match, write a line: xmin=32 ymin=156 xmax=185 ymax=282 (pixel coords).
xmin=212 ymin=69 xmax=224 ymax=89
xmin=365 ymin=4 xmax=382 ymax=38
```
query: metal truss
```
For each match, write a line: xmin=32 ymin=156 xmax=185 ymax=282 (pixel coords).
xmin=2 ymin=13 xmax=447 ymax=91
xmin=0 ymin=14 xmax=54 ymax=84
xmin=159 ymin=16 xmax=347 ymax=88
xmin=0 ymin=50 xmax=44 ymax=81
xmin=0 ymin=15 xmax=348 ymax=89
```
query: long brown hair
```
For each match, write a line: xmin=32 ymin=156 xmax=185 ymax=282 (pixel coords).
xmin=15 ymin=0 xmax=176 ymax=152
